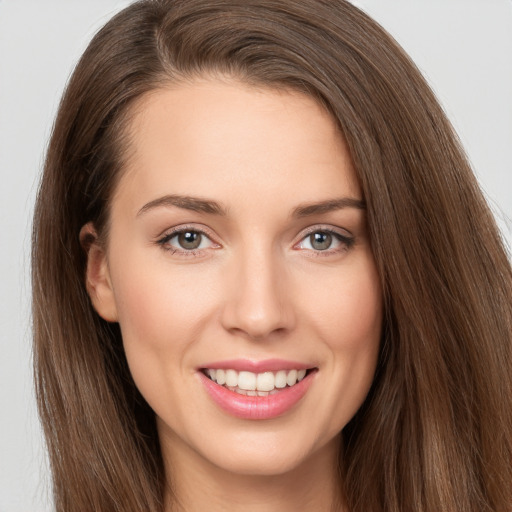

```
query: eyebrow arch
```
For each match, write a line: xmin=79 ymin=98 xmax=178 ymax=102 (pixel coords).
xmin=137 ymin=194 xmax=365 ymax=218
xmin=292 ymin=197 xmax=366 ymax=218
xmin=137 ymin=194 xmax=227 ymax=217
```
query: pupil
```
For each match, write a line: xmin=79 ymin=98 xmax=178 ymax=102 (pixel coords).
xmin=311 ymin=232 xmax=332 ymax=250
xmin=178 ymin=231 xmax=201 ymax=250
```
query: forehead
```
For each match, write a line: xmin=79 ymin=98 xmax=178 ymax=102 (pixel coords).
xmin=114 ymin=79 xmax=361 ymax=214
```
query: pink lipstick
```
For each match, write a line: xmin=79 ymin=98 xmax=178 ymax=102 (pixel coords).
xmin=198 ymin=360 xmax=317 ymax=420
xmin=200 ymin=358 xmax=312 ymax=373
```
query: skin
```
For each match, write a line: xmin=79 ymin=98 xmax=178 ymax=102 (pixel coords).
xmin=84 ymin=79 xmax=383 ymax=512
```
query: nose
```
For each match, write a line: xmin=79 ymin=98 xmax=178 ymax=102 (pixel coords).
xmin=220 ymin=245 xmax=296 ymax=341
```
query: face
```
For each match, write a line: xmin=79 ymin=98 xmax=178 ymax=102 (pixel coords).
xmin=86 ymin=79 xmax=382 ymax=477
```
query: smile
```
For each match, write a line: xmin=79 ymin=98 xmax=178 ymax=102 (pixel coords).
xmin=203 ymin=368 xmax=308 ymax=396
xmin=198 ymin=361 xmax=317 ymax=420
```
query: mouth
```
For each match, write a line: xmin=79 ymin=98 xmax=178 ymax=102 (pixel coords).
xmin=201 ymin=367 xmax=314 ymax=396
xmin=198 ymin=363 xmax=318 ymax=420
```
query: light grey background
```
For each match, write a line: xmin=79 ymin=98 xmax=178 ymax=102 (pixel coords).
xmin=1 ymin=1 xmax=510 ymax=510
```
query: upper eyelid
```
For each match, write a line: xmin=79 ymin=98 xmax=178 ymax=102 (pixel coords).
xmin=294 ymin=225 xmax=355 ymax=253
xmin=297 ymin=224 xmax=353 ymax=239
xmin=157 ymin=226 xmax=219 ymax=256
xmin=157 ymin=224 xmax=217 ymax=241
xmin=156 ymin=226 xmax=220 ymax=254
xmin=155 ymin=223 xmax=353 ymax=247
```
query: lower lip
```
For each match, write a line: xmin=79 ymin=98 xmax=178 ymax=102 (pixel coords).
xmin=198 ymin=370 xmax=316 ymax=420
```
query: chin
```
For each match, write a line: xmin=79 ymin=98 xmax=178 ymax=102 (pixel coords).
xmin=214 ymin=451 xmax=305 ymax=477
xmin=198 ymin=428 xmax=341 ymax=478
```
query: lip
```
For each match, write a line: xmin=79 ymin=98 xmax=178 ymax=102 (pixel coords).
xmin=198 ymin=367 xmax=317 ymax=420
xmin=199 ymin=358 xmax=313 ymax=373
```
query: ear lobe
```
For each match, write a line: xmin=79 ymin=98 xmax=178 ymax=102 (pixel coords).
xmin=80 ymin=223 xmax=118 ymax=322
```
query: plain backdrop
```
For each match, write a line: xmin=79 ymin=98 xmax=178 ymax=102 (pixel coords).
xmin=1 ymin=1 xmax=511 ymax=510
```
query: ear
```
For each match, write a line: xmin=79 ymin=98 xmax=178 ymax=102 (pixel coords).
xmin=80 ymin=222 xmax=118 ymax=322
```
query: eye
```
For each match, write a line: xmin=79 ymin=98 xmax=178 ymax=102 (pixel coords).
xmin=158 ymin=228 xmax=217 ymax=253
xmin=295 ymin=228 xmax=354 ymax=254
xmin=173 ymin=230 xmax=206 ymax=250
xmin=305 ymin=232 xmax=334 ymax=251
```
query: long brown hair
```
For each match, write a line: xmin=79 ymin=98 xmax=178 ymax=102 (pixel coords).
xmin=32 ymin=1 xmax=512 ymax=510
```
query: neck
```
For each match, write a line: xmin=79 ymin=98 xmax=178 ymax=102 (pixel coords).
xmin=161 ymin=432 xmax=346 ymax=512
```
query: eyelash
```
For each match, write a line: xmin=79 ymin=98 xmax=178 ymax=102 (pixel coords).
xmin=156 ymin=225 xmax=355 ymax=257
xmin=156 ymin=225 xmax=218 ymax=257
xmin=294 ymin=226 xmax=355 ymax=257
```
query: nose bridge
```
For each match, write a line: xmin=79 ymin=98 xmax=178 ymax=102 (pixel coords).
xmin=221 ymin=237 xmax=294 ymax=339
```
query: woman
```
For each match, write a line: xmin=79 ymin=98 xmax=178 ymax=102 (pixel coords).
xmin=32 ymin=0 xmax=512 ymax=511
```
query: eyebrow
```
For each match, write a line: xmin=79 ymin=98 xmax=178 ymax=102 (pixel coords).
xmin=137 ymin=194 xmax=228 ymax=217
xmin=291 ymin=197 xmax=366 ymax=217
xmin=136 ymin=194 xmax=365 ymax=218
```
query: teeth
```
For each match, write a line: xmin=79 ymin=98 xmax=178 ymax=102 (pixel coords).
xmin=275 ymin=370 xmax=287 ymax=389
xmin=216 ymin=369 xmax=226 ymax=385
xmin=238 ymin=371 xmax=256 ymax=391
xmin=225 ymin=369 xmax=238 ymax=387
xmin=286 ymin=369 xmax=298 ymax=386
xmin=256 ymin=372 xmax=275 ymax=392
xmin=205 ymin=368 xmax=310 ymax=392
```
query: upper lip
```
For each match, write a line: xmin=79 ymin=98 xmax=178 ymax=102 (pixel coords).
xmin=199 ymin=358 xmax=315 ymax=373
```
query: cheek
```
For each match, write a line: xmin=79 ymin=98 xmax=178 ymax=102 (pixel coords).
xmin=108 ymin=253 xmax=219 ymax=395
xmin=306 ymin=254 xmax=383 ymax=351
xmin=331 ymin=257 xmax=382 ymax=382
xmin=111 ymin=250 xmax=215 ymax=339
xmin=301 ymin=254 xmax=382 ymax=427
